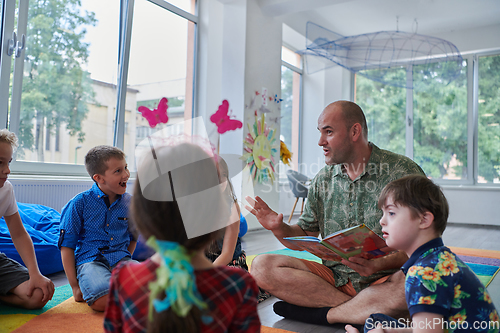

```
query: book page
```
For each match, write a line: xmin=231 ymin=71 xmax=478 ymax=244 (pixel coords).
xmin=284 ymin=237 xmax=344 ymax=261
xmin=322 ymin=224 xmax=393 ymax=260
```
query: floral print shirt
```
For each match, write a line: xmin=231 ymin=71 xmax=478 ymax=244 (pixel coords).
xmin=297 ymin=143 xmax=425 ymax=291
xmin=402 ymin=238 xmax=499 ymax=333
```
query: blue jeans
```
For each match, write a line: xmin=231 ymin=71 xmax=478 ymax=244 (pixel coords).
xmin=76 ymin=257 xmax=136 ymax=305
xmin=364 ymin=313 xmax=407 ymax=333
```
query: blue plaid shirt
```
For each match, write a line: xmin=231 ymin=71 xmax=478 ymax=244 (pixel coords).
xmin=58 ymin=183 xmax=134 ymax=267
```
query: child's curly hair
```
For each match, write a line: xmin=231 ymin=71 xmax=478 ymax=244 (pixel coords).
xmin=0 ymin=129 xmax=19 ymax=150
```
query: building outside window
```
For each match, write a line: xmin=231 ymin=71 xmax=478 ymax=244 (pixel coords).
xmin=0 ymin=0 xmax=197 ymax=175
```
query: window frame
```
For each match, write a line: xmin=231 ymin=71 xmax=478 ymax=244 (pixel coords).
xmin=280 ymin=42 xmax=303 ymax=179
xmin=472 ymin=48 xmax=500 ymax=185
xmin=0 ymin=0 xmax=16 ymax=128
xmin=353 ymin=49 xmax=500 ymax=186
xmin=3 ymin=0 xmax=198 ymax=177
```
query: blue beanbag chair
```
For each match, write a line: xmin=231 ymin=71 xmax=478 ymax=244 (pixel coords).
xmin=239 ymin=213 xmax=248 ymax=238
xmin=132 ymin=234 xmax=155 ymax=261
xmin=0 ymin=202 xmax=156 ymax=273
xmin=0 ymin=203 xmax=64 ymax=275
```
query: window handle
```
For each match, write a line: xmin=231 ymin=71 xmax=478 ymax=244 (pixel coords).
xmin=7 ymin=31 xmax=25 ymax=58
xmin=15 ymin=34 xmax=25 ymax=58
xmin=7 ymin=31 xmax=17 ymax=56
xmin=407 ymin=115 xmax=413 ymax=127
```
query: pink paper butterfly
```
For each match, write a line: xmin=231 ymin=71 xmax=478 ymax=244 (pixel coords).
xmin=210 ymin=100 xmax=243 ymax=134
xmin=138 ymin=97 xmax=169 ymax=128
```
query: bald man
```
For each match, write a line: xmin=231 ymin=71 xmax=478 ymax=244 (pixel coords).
xmin=246 ymin=100 xmax=424 ymax=325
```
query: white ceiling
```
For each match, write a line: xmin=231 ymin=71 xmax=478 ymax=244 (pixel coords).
xmin=257 ymin=0 xmax=500 ymax=38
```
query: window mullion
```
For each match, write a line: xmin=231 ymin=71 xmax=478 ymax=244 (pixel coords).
xmin=472 ymin=55 xmax=479 ymax=184
xmin=9 ymin=0 xmax=29 ymax=135
xmin=297 ymin=65 xmax=303 ymax=172
xmin=114 ymin=0 xmax=135 ymax=149
xmin=405 ymin=65 xmax=413 ymax=159
xmin=0 ymin=0 xmax=15 ymax=128
xmin=147 ymin=0 xmax=197 ymax=23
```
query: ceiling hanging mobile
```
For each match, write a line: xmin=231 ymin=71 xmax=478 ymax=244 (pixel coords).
xmin=298 ymin=21 xmax=464 ymax=89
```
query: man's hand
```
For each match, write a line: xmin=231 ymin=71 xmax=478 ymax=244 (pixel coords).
xmin=245 ymin=196 xmax=283 ymax=231
xmin=27 ymin=273 xmax=55 ymax=303
xmin=71 ymin=285 xmax=84 ymax=302
xmin=341 ymin=256 xmax=380 ymax=277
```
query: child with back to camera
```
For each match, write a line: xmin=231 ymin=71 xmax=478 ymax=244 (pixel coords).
xmin=345 ymin=175 xmax=498 ymax=333
xmin=103 ymin=142 xmax=260 ymax=333
xmin=205 ymin=155 xmax=248 ymax=270
xmin=0 ymin=129 xmax=54 ymax=309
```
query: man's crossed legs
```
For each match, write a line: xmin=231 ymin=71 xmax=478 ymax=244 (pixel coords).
xmin=251 ymin=253 xmax=408 ymax=325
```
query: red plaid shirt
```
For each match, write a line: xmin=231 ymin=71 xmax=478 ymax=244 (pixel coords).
xmin=103 ymin=258 xmax=260 ymax=333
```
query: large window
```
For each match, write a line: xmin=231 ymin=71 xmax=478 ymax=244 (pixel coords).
xmin=477 ymin=54 xmax=500 ymax=183
xmin=413 ymin=61 xmax=468 ymax=180
xmin=355 ymin=53 xmax=500 ymax=185
xmin=1 ymin=0 xmax=197 ymax=175
xmin=280 ymin=45 xmax=302 ymax=178
xmin=127 ymin=0 xmax=196 ymax=171
xmin=355 ymin=68 xmax=406 ymax=156
xmin=15 ymin=0 xmax=118 ymax=166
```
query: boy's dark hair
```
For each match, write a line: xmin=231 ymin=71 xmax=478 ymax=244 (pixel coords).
xmin=378 ymin=174 xmax=449 ymax=235
xmin=84 ymin=145 xmax=125 ymax=180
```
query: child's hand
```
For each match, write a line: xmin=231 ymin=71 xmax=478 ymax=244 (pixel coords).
xmin=345 ymin=323 xmax=387 ymax=333
xmin=368 ymin=323 xmax=387 ymax=333
xmin=71 ymin=285 xmax=84 ymax=302
xmin=345 ymin=324 xmax=360 ymax=333
xmin=27 ymin=273 xmax=55 ymax=303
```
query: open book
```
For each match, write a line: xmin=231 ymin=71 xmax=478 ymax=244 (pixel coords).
xmin=283 ymin=224 xmax=395 ymax=261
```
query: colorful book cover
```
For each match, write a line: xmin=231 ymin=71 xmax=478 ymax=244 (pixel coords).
xmin=284 ymin=224 xmax=394 ymax=261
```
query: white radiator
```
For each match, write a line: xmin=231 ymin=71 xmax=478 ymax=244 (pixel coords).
xmin=11 ymin=179 xmax=95 ymax=212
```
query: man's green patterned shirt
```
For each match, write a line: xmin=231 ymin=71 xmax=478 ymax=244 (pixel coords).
xmin=297 ymin=143 xmax=425 ymax=292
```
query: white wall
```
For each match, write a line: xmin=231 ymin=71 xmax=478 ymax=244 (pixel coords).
xmin=299 ymin=65 xmax=353 ymax=179
xmin=199 ymin=0 xmax=282 ymax=231
xmin=443 ymin=187 xmax=500 ymax=226
xmin=241 ymin=1 xmax=282 ymax=230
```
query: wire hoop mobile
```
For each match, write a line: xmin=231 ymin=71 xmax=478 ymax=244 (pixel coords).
xmin=298 ymin=22 xmax=464 ymax=89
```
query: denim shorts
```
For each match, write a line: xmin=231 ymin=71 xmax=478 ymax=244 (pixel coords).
xmin=76 ymin=257 xmax=136 ymax=305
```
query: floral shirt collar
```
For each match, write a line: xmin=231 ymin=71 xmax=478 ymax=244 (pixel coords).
xmin=333 ymin=142 xmax=383 ymax=180
xmin=401 ymin=237 xmax=444 ymax=274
